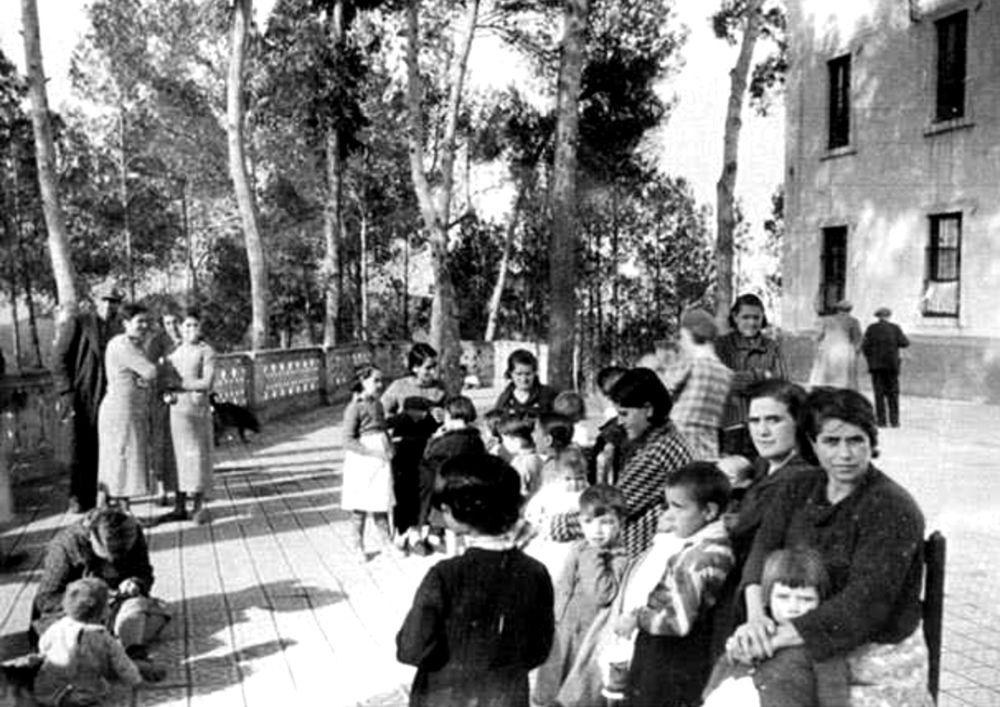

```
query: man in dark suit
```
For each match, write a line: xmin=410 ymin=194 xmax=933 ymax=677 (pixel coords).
xmin=52 ymin=284 xmax=124 ymax=512
xmin=861 ymin=307 xmax=910 ymax=427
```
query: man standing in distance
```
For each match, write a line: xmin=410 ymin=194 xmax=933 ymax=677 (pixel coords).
xmin=861 ymin=307 xmax=910 ymax=427
xmin=52 ymin=283 xmax=124 ymax=512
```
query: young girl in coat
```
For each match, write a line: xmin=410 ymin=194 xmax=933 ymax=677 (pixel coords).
xmin=396 ymin=453 xmax=555 ymax=707
xmin=341 ymin=364 xmax=395 ymax=558
xmin=532 ymin=484 xmax=629 ymax=707
xmin=522 ymin=448 xmax=589 ymax=580
xmin=702 ymin=548 xmax=848 ymax=707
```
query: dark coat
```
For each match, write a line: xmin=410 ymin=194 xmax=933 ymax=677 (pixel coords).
xmin=861 ymin=320 xmax=910 ymax=372
xmin=492 ymin=382 xmax=559 ymax=419
xmin=397 ymin=547 xmax=554 ymax=707
xmin=30 ymin=513 xmax=154 ymax=646
xmin=52 ymin=312 xmax=116 ymax=508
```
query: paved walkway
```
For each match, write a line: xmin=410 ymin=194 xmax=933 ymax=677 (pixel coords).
xmin=0 ymin=389 xmax=998 ymax=706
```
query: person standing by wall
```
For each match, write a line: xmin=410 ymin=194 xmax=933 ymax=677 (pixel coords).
xmin=52 ymin=284 xmax=124 ymax=513
xmin=861 ymin=307 xmax=910 ymax=427
xmin=808 ymin=299 xmax=862 ymax=390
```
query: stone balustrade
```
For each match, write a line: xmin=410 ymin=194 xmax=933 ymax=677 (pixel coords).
xmin=0 ymin=339 xmax=517 ymax=521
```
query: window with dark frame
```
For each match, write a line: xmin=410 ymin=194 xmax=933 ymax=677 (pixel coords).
xmin=923 ymin=213 xmax=961 ymax=317
xmin=828 ymin=54 xmax=851 ymax=149
xmin=935 ymin=10 xmax=967 ymax=121
xmin=819 ymin=226 xmax=847 ymax=315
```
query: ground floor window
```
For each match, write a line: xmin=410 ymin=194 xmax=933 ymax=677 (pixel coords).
xmin=923 ymin=212 xmax=961 ymax=317
xmin=819 ymin=226 xmax=847 ymax=314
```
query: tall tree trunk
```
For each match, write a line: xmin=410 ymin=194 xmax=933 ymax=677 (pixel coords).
xmin=322 ymin=130 xmax=344 ymax=346
xmin=484 ymin=185 xmax=527 ymax=342
xmin=21 ymin=0 xmax=77 ymax=307
xmin=321 ymin=0 xmax=345 ymax=347
xmin=548 ymin=0 xmax=589 ymax=391
xmin=227 ymin=0 xmax=269 ymax=349
xmin=24 ymin=269 xmax=42 ymax=368
xmin=715 ymin=0 xmax=763 ymax=319
xmin=359 ymin=207 xmax=369 ymax=341
xmin=8 ymin=281 xmax=21 ymax=371
xmin=403 ymin=0 xmax=479 ymax=390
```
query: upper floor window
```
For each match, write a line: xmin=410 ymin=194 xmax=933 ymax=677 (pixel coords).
xmin=935 ymin=10 xmax=967 ymax=121
xmin=827 ymin=54 xmax=851 ymax=149
xmin=923 ymin=213 xmax=961 ymax=317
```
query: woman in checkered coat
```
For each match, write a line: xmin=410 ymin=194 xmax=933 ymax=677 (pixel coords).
xmin=609 ymin=368 xmax=695 ymax=558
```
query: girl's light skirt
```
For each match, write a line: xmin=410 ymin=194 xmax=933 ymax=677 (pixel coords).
xmin=341 ymin=432 xmax=395 ymax=512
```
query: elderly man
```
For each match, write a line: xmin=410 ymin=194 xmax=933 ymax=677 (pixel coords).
xmin=52 ymin=284 xmax=124 ymax=512
xmin=861 ymin=307 xmax=910 ymax=427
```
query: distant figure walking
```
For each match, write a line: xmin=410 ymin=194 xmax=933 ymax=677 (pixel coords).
xmin=862 ymin=307 xmax=910 ymax=427
xmin=52 ymin=284 xmax=124 ymax=512
xmin=809 ymin=300 xmax=862 ymax=390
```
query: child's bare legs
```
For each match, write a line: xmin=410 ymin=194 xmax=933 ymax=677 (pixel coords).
xmin=373 ymin=512 xmax=403 ymax=557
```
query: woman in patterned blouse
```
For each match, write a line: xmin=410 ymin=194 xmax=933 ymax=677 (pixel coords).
xmin=608 ymin=368 xmax=694 ymax=558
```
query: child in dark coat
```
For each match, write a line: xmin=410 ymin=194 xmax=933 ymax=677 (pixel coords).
xmin=397 ymin=454 xmax=555 ymax=707
xmin=416 ymin=396 xmax=486 ymax=555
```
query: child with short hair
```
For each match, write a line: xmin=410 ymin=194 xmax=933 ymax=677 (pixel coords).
xmin=613 ymin=461 xmax=734 ymax=706
xmin=397 ymin=454 xmax=555 ymax=706
xmin=493 ymin=348 xmax=559 ymax=419
xmin=341 ymin=364 xmax=396 ymax=558
xmin=553 ymin=390 xmax=590 ymax=448
xmin=702 ymin=548 xmax=848 ymax=707
xmin=499 ymin=414 xmax=544 ymax=498
xmin=522 ymin=449 xmax=590 ymax=579
xmin=416 ymin=396 xmax=486 ymax=555
xmin=481 ymin=408 xmax=509 ymax=460
xmin=533 ymin=485 xmax=629 ymax=707
xmin=33 ymin=578 xmax=144 ymax=706
xmin=556 ymin=463 xmax=733 ymax=707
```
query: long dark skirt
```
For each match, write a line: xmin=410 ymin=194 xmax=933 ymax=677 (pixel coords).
xmin=627 ymin=620 xmax=714 ymax=707
xmin=391 ymin=437 xmax=429 ymax=533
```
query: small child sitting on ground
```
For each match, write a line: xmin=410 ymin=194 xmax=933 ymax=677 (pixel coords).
xmin=499 ymin=414 xmax=544 ymax=498
xmin=396 ymin=453 xmax=555 ymax=706
xmin=702 ymin=548 xmax=848 ymax=707
xmin=33 ymin=578 xmax=145 ymax=706
xmin=532 ymin=485 xmax=630 ymax=707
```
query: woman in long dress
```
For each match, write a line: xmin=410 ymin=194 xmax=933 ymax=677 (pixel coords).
xmin=165 ymin=309 xmax=216 ymax=525
xmin=97 ymin=304 xmax=157 ymax=508
xmin=809 ymin=300 xmax=862 ymax=390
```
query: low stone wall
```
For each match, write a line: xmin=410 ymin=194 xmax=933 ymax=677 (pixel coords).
xmin=781 ymin=332 xmax=1000 ymax=404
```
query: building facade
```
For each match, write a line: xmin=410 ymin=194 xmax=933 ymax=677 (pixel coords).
xmin=782 ymin=0 xmax=1000 ymax=401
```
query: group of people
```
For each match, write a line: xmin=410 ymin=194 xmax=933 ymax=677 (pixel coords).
xmin=384 ymin=294 xmax=932 ymax=707
xmin=810 ymin=301 xmax=910 ymax=428
xmin=52 ymin=283 xmax=217 ymax=524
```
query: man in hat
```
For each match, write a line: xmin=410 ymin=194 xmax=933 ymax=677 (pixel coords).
xmin=861 ymin=307 xmax=910 ymax=427
xmin=52 ymin=283 xmax=124 ymax=512
xmin=660 ymin=308 xmax=733 ymax=460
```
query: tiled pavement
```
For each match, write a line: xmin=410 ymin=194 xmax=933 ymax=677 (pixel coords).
xmin=1 ymin=388 xmax=998 ymax=706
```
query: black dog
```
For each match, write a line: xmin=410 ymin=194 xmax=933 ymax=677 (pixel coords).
xmin=210 ymin=393 xmax=261 ymax=444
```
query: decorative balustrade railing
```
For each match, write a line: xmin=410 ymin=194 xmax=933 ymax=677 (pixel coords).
xmin=0 ymin=339 xmax=512 ymax=521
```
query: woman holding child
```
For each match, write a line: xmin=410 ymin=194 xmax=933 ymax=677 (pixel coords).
xmin=730 ymin=387 xmax=933 ymax=706
xmin=608 ymin=367 xmax=694 ymax=557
